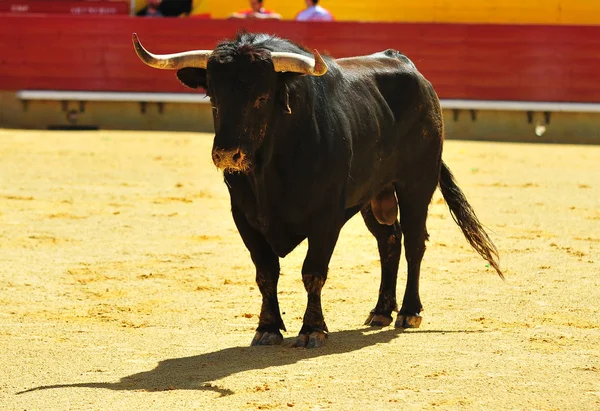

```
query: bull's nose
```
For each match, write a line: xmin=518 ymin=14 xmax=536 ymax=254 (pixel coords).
xmin=232 ymin=150 xmax=243 ymax=163
xmin=212 ymin=148 xmax=248 ymax=171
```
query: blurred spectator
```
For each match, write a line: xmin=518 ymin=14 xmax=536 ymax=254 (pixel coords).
xmin=136 ymin=0 xmax=192 ymax=17
xmin=229 ymin=0 xmax=281 ymax=20
xmin=137 ymin=0 xmax=163 ymax=17
xmin=295 ymin=0 xmax=333 ymax=21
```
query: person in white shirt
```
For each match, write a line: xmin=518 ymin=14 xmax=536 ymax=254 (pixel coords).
xmin=295 ymin=0 xmax=334 ymax=22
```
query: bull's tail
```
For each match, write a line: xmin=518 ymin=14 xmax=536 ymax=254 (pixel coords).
xmin=439 ymin=161 xmax=504 ymax=280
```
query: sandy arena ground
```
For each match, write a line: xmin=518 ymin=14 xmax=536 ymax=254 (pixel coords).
xmin=0 ymin=129 xmax=599 ymax=410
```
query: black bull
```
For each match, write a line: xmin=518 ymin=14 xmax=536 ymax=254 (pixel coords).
xmin=133 ymin=32 xmax=503 ymax=348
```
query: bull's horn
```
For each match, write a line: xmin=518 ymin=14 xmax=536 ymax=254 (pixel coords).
xmin=132 ymin=33 xmax=212 ymax=70
xmin=271 ymin=50 xmax=328 ymax=76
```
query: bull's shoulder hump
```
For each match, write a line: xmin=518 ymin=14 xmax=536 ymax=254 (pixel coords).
xmin=336 ymin=51 xmax=416 ymax=73
xmin=375 ymin=49 xmax=411 ymax=61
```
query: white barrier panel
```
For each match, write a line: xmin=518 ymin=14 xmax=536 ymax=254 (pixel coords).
xmin=15 ymin=90 xmax=600 ymax=113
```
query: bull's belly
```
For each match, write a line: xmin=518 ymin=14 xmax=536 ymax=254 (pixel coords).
xmin=344 ymin=175 xmax=395 ymax=210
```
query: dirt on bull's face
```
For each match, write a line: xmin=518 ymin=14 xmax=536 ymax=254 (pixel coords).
xmin=212 ymin=147 xmax=251 ymax=173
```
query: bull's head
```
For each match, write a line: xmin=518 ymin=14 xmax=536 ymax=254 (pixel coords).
xmin=132 ymin=33 xmax=327 ymax=173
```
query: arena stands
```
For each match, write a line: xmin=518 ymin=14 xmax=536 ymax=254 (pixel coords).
xmin=3 ymin=0 xmax=598 ymax=22
xmin=1 ymin=1 xmax=599 ymax=142
xmin=0 ymin=0 xmax=130 ymax=15
xmin=5 ymin=0 xmax=597 ymax=22
xmin=184 ymin=0 xmax=600 ymax=24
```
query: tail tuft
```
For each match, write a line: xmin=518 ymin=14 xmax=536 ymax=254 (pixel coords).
xmin=439 ymin=161 xmax=504 ymax=280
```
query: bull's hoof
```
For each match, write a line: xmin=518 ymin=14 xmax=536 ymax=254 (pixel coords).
xmin=395 ymin=314 xmax=422 ymax=329
xmin=364 ymin=311 xmax=393 ymax=327
xmin=251 ymin=331 xmax=283 ymax=346
xmin=292 ymin=331 xmax=327 ymax=348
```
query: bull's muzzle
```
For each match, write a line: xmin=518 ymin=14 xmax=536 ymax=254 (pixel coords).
xmin=212 ymin=148 xmax=249 ymax=172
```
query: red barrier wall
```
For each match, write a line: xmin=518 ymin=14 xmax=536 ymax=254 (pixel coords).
xmin=1 ymin=14 xmax=600 ymax=102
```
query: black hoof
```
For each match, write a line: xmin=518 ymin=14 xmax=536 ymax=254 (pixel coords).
xmin=251 ymin=331 xmax=283 ymax=346
xmin=292 ymin=331 xmax=327 ymax=348
xmin=364 ymin=310 xmax=393 ymax=327
xmin=395 ymin=314 xmax=422 ymax=329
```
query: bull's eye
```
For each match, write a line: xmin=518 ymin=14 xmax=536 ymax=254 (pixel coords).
xmin=254 ymin=95 xmax=269 ymax=109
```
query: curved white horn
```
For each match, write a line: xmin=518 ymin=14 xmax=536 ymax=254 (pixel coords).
xmin=271 ymin=49 xmax=328 ymax=76
xmin=132 ymin=33 xmax=212 ymax=70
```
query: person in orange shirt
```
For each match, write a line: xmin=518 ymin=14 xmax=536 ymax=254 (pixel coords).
xmin=229 ymin=0 xmax=281 ymax=20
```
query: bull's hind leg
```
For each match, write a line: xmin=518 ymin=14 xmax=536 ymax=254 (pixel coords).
xmin=395 ymin=182 xmax=437 ymax=329
xmin=361 ymin=203 xmax=401 ymax=327
xmin=231 ymin=206 xmax=285 ymax=346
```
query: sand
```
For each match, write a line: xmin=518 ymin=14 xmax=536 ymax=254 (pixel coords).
xmin=1 ymin=129 xmax=598 ymax=410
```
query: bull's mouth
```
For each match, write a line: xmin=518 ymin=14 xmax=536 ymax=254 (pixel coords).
xmin=212 ymin=148 xmax=252 ymax=173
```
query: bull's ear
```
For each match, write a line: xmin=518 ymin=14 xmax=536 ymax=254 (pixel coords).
xmin=278 ymin=83 xmax=292 ymax=114
xmin=176 ymin=68 xmax=207 ymax=89
xmin=277 ymin=72 xmax=300 ymax=114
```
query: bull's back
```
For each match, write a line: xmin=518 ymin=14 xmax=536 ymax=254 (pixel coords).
xmin=335 ymin=52 xmax=443 ymax=207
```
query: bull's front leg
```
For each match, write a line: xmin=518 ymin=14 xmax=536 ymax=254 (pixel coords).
xmin=231 ymin=206 xmax=285 ymax=346
xmin=294 ymin=223 xmax=342 ymax=348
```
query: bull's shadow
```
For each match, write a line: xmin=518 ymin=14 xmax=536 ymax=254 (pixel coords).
xmin=17 ymin=327 xmax=473 ymax=396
